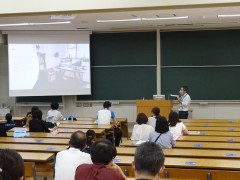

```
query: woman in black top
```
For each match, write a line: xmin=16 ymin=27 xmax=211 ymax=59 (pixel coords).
xmin=29 ymin=109 xmax=50 ymax=132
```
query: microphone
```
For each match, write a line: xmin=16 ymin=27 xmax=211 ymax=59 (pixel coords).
xmin=169 ymin=94 xmax=180 ymax=98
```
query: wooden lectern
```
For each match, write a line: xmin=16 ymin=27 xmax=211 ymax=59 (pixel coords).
xmin=136 ymin=100 xmax=173 ymax=118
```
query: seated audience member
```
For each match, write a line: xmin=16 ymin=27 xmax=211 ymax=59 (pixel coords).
xmin=131 ymin=113 xmax=154 ymax=141
xmin=31 ymin=106 xmax=39 ymax=114
xmin=0 ymin=149 xmax=24 ymax=180
xmin=148 ymin=107 xmax=161 ymax=129
xmin=98 ymin=101 xmax=117 ymax=125
xmin=0 ymin=113 xmax=15 ymax=137
xmin=75 ymin=140 xmax=126 ymax=180
xmin=149 ymin=116 xmax=175 ymax=148
xmin=97 ymin=101 xmax=122 ymax=146
xmin=21 ymin=112 xmax=32 ymax=127
xmin=29 ymin=109 xmax=50 ymax=132
xmin=85 ymin=130 xmax=96 ymax=154
xmin=46 ymin=102 xmax=63 ymax=127
xmin=55 ymin=131 xmax=92 ymax=180
xmin=133 ymin=142 xmax=165 ymax=180
xmin=168 ymin=111 xmax=189 ymax=140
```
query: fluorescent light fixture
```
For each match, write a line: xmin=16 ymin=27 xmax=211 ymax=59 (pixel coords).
xmin=218 ymin=14 xmax=240 ymax=18
xmin=96 ymin=16 xmax=188 ymax=23
xmin=142 ymin=16 xmax=188 ymax=21
xmin=96 ymin=18 xmax=141 ymax=22
xmin=0 ymin=21 xmax=71 ymax=27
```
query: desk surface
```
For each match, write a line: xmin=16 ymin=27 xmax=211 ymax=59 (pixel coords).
xmin=121 ymin=140 xmax=240 ymax=150
xmin=10 ymin=127 xmax=105 ymax=134
xmin=184 ymin=122 xmax=240 ymax=127
xmin=58 ymin=124 xmax=113 ymax=130
xmin=8 ymin=132 xmax=72 ymax=139
xmin=178 ymin=136 xmax=240 ymax=143
xmin=188 ymin=131 xmax=240 ymax=137
xmin=115 ymin=156 xmax=240 ymax=170
xmin=0 ymin=137 xmax=68 ymax=145
xmin=188 ymin=126 xmax=240 ymax=132
xmin=182 ymin=119 xmax=240 ymax=123
xmin=19 ymin=152 xmax=55 ymax=162
xmin=175 ymin=141 xmax=240 ymax=150
xmin=0 ymin=143 xmax=67 ymax=153
xmin=116 ymin=147 xmax=240 ymax=159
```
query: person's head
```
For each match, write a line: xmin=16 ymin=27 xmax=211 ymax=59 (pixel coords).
xmin=155 ymin=116 xmax=169 ymax=134
xmin=136 ymin=113 xmax=148 ymax=125
xmin=168 ymin=111 xmax=181 ymax=127
xmin=86 ymin=130 xmax=96 ymax=143
xmin=151 ymin=107 xmax=160 ymax=117
xmin=179 ymin=86 xmax=188 ymax=95
xmin=0 ymin=149 xmax=24 ymax=180
xmin=69 ymin=131 xmax=87 ymax=151
xmin=31 ymin=106 xmax=39 ymax=114
xmin=91 ymin=140 xmax=117 ymax=165
xmin=5 ymin=113 xmax=12 ymax=121
xmin=133 ymin=142 xmax=165 ymax=179
xmin=103 ymin=101 xmax=111 ymax=109
xmin=51 ymin=102 xmax=59 ymax=110
xmin=32 ymin=109 xmax=42 ymax=120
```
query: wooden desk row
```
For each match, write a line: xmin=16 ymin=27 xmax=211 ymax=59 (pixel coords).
xmin=10 ymin=127 xmax=105 ymax=135
xmin=187 ymin=126 xmax=240 ymax=132
xmin=115 ymin=155 xmax=240 ymax=170
xmin=19 ymin=152 xmax=55 ymax=162
xmin=116 ymin=147 xmax=240 ymax=159
xmin=121 ymin=140 xmax=240 ymax=150
xmin=184 ymin=122 xmax=240 ymax=127
xmin=188 ymin=130 xmax=240 ymax=137
xmin=181 ymin=119 xmax=240 ymax=123
xmin=0 ymin=143 xmax=67 ymax=153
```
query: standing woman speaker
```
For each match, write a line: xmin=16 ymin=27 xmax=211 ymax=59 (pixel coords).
xmin=178 ymin=86 xmax=191 ymax=119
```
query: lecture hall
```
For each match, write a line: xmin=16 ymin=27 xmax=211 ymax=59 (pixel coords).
xmin=0 ymin=1 xmax=240 ymax=180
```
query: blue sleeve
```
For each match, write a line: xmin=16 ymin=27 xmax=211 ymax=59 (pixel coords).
xmin=111 ymin=111 xmax=115 ymax=119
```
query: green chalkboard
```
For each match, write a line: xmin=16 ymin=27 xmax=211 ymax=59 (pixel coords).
xmin=16 ymin=96 xmax=63 ymax=103
xmin=161 ymin=29 xmax=240 ymax=100
xmin=77 ymin=32 xmax=157 ymax=100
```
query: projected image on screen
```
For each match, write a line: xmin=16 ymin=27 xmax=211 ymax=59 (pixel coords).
xmin=9 ymin=43 xmax=90 ymax=96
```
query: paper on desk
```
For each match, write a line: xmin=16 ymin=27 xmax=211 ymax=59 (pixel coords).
xmin=188 ymin=131 xmax=200 ymax=135
xmin=136 ymin=140 xmax=146 ymax=145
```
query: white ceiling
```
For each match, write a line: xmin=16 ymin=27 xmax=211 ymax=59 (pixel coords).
xmin=1 ymin=6 xmax=240 ymax=32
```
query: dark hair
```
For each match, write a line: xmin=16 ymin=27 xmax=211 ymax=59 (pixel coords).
xmin=135 ymin=142 xmax=165 ymax=176
xmin=51 ymin=102 xmax=59 ymax=110
xmin=5 ymin=113 xmax=12 ymax=121
xmin=31 ymin=106 xmax=39 ymax=114
xmin=168 ymin=111 xmax=181 ymax=127
xmin=32 ymin=109 xmax=42 ymax=120
xmin=0 ymin=149 xmax=24 ymax=180
xmin=91 ymin=140 xmax=116 ymax=165
xmin=136 ymin=113 xmax=148 ymax=125
xmin=155 ymin=116 xmax=169 ymax=134
xmin=151 ymin=107 xmax=160 ymax=117
xmin=86 ymin=130 xmax=96 ymax=143
xmin=69 ymin=131 xmax=87 ymax=151
xmin=181 ymin=86 xmax=188 ymax=93
xmin=103 ymin=101 xmax=111 ymax=109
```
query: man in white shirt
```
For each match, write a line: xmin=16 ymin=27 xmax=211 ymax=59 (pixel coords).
xmin=55 ymin=131 xmax=92 ymax=180
xmin=97 ymin=101 xmax=122 ymax=146
xmin=46 ymin=102 xmax=63 ymax=125
xmin=178 ymin=86 xmax=191 ymax=119
xmin=97 ymin=101 xmax=117 ymax=125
